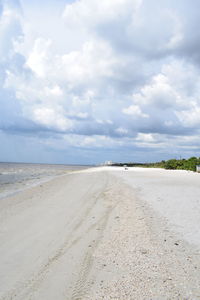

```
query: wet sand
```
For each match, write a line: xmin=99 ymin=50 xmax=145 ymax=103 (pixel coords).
xmin=0 ymin=167 xmax=200 ymax=299
xmin=0 ymin=163 xmax=90 ymax=200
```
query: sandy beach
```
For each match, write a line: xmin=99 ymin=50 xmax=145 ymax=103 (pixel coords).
xmin=0 ymin=167 xmax=200 ymax=299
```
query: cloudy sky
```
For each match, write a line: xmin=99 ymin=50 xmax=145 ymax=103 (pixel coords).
xmin=0 ymin=0 xmax=200 ymax=164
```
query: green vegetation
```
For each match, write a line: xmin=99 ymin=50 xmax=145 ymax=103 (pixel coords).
xmin=112 ymin=156 xmax=200 ymax=172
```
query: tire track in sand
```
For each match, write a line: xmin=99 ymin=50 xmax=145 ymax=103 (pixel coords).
xmin=70 ymin=178 xmax=122 ymax=300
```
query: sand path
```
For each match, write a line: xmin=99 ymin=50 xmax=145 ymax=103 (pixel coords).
xmin=0 ymin=168 xmax=200 ymax=299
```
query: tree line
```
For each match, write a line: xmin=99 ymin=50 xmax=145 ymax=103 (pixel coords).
xmin=112 ymin=156 xmax=200 ymax=172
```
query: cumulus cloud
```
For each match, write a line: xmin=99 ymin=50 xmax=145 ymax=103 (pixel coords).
xmin=123 ymin=105 xmax=148 ymax=118
xmin=176 ymin=104 xmax=200 ymax=128
xmin=1 ymin=0 xmax=200 ymax=163
xmin=63 ymin=0 xmax=142 ymax=28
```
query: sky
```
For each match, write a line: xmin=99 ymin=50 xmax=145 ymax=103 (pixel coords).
xmin=0 ymin=0 xmax=200 ymax=164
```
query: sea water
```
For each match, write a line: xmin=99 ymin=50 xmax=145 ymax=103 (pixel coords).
xmin=0 ymin=162 xmax=90 ymax=199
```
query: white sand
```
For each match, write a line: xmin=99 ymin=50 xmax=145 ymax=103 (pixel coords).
xmin=0 ymin=167 xmax=200 ymax=299
xmin=110 ymin=167 xmax=200 ymax=246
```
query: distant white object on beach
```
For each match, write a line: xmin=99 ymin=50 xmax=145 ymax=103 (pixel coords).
xmin=104 ymin=160 xmax=113 ymax=166
xmin=196 ymin=165 xmax=200 ymax=172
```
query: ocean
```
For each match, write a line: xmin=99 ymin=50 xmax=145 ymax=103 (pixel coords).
xmin=0 ymin=162 xmax=91 ymax=199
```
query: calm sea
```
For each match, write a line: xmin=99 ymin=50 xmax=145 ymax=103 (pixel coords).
xmin=0 ymin=162 xmax=92 ymax=199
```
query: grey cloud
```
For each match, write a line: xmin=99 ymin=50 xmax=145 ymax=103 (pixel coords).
xmin=94 ymin=0 xmax=200 ymax=67
xmin=95 ymin=2 xmax=174 ymax=59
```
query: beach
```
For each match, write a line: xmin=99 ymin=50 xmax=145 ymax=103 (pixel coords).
xmin=0 ymin=167 xmax=200 ymax=299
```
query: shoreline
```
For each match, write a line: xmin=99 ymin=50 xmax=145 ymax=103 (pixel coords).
xmin=0 ymin=164 xmax=92 ymax=201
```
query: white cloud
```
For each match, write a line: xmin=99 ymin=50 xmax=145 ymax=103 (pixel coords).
xmin=136 ymin=133 xmax=156 ymax=143
xmin=63 ymin=0 xmax=142 ymax=27
xmin=63 ymin=134 xmax=124 ymax=149
xmin=115 ymin=127 xmax=128 ymax=135
xmin=32 ymin=107 xmax=73 ymax=131
xmin=61 ymin=39 xmax=116 ymax=85
xmin=176 ymin=104 xmax=200 ymax=127
xmin=122 ymin=105 xmax=148 ymax=118
xmin=26 ymin=38 xmax=52 ymax=78
xmin=132 ymin=73 xmax=179 ymax=109
xmin=134 ymin=133 xmax=169 ymax=149
xmin=44 ymin=85 xmax=63 ymax=97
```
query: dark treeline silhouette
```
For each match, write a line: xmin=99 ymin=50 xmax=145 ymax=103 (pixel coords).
xmin=112 ymin=157 xmax=200 ymax=172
